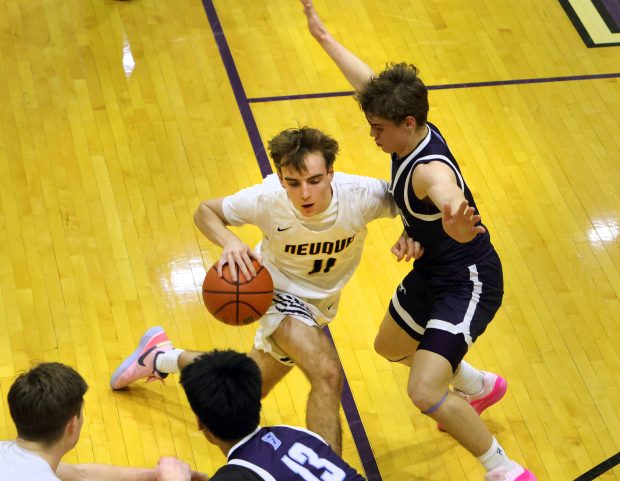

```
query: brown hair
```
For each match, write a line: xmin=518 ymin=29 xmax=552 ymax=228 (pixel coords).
xmin=8 ymin=362 xmax=88 ymax=445
xmin=355 ymin=63 xmax=429 ymax=126
xmin=268 ymin=127 xmax=339 ymax=173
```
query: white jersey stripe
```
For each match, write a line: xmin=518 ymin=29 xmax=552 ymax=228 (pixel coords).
xmin=400 ymin=153 xmax=466 ymax=219
xmin=392 ymin=289 xmax=425 ymax=335
xmin=411 ymin=154 xmax=465 ymax=191
xmin=426 ymin=264 xmax=481 ymax=345
xmin=389 ymin=126 xmax=432 ymax=195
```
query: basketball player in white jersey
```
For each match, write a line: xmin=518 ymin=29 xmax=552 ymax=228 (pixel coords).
xmin=109 ymin=126 xmax=420 ymax=456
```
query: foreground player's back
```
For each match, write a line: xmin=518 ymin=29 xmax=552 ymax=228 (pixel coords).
xmin=220 ymin=425 xmax=365 ymax=481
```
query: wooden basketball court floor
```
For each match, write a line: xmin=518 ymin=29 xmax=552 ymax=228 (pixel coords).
xmin=0 ymin=0 xmax=618 ymax=480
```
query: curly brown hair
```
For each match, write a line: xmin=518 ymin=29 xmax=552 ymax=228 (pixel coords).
xmin=268 ymin=126 xmax=339 ymax=173
xmin=355 ymin=63 xmax=429 ymax=126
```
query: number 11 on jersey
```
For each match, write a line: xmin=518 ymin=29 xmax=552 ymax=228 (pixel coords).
xmin=308 ymin=258 xmax=337 ymax=275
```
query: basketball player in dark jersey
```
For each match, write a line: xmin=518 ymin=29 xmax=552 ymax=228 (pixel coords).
xmin=155 ymin=350 xmax=365 ymax=481
xmin=300 ymin=2 xmax=536 ymax=481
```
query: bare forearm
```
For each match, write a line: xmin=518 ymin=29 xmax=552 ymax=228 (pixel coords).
xmin=427 ymin=182 xmax=466 ymax=213
xmin=316 ymin=33 xmax=374 ymax=91
xmin=193 ymin=202 xmax=241 ymax=248
xmin=302 ymin=1 xmax=374 ymax=91
xmin=56 ymin=463 xmax=156 ymax=481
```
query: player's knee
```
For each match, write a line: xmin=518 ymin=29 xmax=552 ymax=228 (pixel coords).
xmin=260 ymin=384 xmax=273 ymax=398
xmin=311 ymin=358 xmax=343 ymax=392
xmin=407 ymin=379 xmax=442 ymax=413
xmin=323 ymin=360 xmax=343 ymax=391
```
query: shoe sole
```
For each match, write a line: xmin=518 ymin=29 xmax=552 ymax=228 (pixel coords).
xmin=110 ymin=326 xmax=166 ymax=390
xmin=471 ymin=375 xmax=508 ymax=415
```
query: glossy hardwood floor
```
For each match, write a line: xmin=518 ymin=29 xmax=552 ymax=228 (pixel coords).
xmin=0 ymin=0 xmax=618 ymax=480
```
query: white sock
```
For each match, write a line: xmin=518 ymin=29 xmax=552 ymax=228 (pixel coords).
xmin=478 ymin=436 xmax=512 ymax=472
xmin=478 ymin=437 xmax=512 ymax=472
xmin=155 ymin=348 xmax=184 ymax=373
xmin=452 ymin=360 xmax=484 ymax=394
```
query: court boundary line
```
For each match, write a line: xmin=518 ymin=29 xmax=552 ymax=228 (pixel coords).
xmin=200 ymin=1 xmax=382 ymax=479
xmin=573 ymin=452 xmax=620 ymax=481
xmin=247 ymin=72 xmax=620 ymax=104
xmin=200 ymin=0 xmax=271 ymax=177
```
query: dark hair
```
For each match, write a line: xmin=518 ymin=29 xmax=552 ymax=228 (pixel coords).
xmin=355 ymin=63 xmax=429 ymax=125
xmin=268 ymin=127 xmax=339 ymax=173
xmin=7 ymin=363 xmax=88 ymax=445
xmin=180 ymin=350 xmax=261 ymax=442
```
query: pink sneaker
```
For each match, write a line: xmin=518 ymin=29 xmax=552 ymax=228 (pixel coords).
xmin=438 ymin=371 xmax=507 ymax=431
xmin=110 ymin=326 xmax=173 ymax=390
xmin=484 ymin=461 xmax=536 ymax=481
xmin=461 ymin=371 xmax=508 ymax=414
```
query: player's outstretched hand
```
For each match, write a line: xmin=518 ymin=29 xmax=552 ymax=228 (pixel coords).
xmin=218 ymin=238 xmax=262 ymax=282
xmin=441 ymin=200 xmax=486 ymax=243
xmin=300 ymin=0 xmax=329 ymax=41
xmin=156 ymin=457 xmax=192 ymax=481
xmin=391 ymin=230 xmax=424 ymax=262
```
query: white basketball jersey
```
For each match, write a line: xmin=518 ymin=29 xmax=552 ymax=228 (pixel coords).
xmin=222 ymin=172 xmax=396 ymax=299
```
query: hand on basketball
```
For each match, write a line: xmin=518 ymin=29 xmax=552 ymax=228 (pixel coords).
xmin=391 ymin=230 xmax=424 ymax=262
xmin=219 ymin=238 xmax=262 ymax=282
xmin=441 ymin=200 xmax=486 ymax=243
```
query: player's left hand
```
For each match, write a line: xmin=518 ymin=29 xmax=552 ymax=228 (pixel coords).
xmin=391 ymin=230 xmax=424 ymax=262
xmin=442 ymin=200 xmax=486 ymax=243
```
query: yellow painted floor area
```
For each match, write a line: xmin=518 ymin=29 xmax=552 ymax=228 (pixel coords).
xmin=0 ymin=0 xmax=618 ymax=480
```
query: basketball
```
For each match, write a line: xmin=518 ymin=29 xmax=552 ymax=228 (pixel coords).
xmin=202 ymin=260 xmax=274 ymax=326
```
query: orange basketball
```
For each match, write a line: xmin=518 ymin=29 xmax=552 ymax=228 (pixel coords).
xmin=202 ymin=260 xmax=274 ymax=326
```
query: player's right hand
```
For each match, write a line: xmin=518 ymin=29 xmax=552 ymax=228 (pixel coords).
xmin=156 ymin=457 xmax=192 ymax=481
xmin=391 ymin=230 xmax=424 ymax=262
xmin=218 ymin=238 xmax=262 ymax=282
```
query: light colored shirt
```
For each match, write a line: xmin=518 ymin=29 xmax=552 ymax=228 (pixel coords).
xmin=223 ymin=172 xmax=397 ymax=299
xmin=0 ymin=441 xmax=60 ymax=481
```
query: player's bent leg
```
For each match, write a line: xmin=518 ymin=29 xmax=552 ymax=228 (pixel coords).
xmin=271 ymin=317 xmax=343 ymax=455
xmin=374 ymin=310 xmax=419 ymax=365
xmin=177 ymin=351 xmax=207 ymax=370
xmin=409 ymin=349 xmax=492 ymax=454
xmin=248 ymin=347 xmax=293 ymax=397
xmin=410 ymin=350 xmax=536 ymax=480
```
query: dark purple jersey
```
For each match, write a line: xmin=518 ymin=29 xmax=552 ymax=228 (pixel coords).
xmin=389 ymin=122 xmax=494 ymax=272
xmin=217 ymin=425 xmax=365 ymax=481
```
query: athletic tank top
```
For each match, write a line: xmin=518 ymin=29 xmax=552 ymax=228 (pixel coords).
xmin=226 ymin=425 xmax=365 ymax=481
xmin=389 ymin=122 xmax=494 ymax=272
